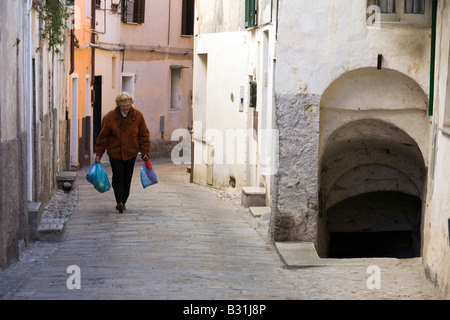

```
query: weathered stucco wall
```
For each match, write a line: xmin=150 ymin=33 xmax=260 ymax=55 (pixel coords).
xmin=271 ymin=0 xmax=432 ymax=245
xmin=95 ymin=0 xmax=193 ymax=160
xmin=0 ymin=0 xmax=28 ymax=267
xmin=422 ymin=0 xmax=450 ymax=299
xmin=193 ymin=0 xmax=278 ymax=195
xmin=0 ymin=0 xmax=70 ymax=268
xmin=195 ymin=0 xmax=243 ymax=33
xmin=275 ymin=0 xmax=431 ymax=96
xmin=193 ymin=31 xmax=251 ymax=190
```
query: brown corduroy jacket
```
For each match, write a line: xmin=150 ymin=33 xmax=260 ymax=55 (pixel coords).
xmin=95 ymin=106 xmax=150 ymax=161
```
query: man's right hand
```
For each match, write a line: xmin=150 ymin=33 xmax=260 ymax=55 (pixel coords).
xmin=95 ymin=156 xmax=102 ymax=163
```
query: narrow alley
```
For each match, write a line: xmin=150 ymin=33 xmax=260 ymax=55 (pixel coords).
xmin=0 ymin=159 xmax=442 ymax=302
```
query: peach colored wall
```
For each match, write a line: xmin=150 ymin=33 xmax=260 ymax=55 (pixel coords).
xmin=69 ymin=0 xmax=92 ymax=164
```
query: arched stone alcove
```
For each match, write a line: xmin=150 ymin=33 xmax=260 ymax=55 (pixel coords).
xmin=318 ymin=119 xmax=426 ymax=258
xmin=317 ymin=68 xmax=428 ymax=258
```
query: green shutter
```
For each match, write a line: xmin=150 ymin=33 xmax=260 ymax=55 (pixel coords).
xmin=245 ymin=0 xmax=256 ymax=28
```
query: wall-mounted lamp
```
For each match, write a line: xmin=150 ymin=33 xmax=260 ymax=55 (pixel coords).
xmin=377 ymin=54 xmax=383 ymax=70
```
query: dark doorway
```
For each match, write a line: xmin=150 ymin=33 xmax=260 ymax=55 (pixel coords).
xmin=326 ymin=191 xmax=421 ymax=259
xmin=329 ymin=231 xmax=418 ymax=258
xmin=93 ymin=76 xmax=102 ymax=146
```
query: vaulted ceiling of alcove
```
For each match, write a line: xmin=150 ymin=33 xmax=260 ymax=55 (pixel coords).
xmin=320 ymin=68 xmax=428 ymax=112
xmin=320 ymin=119 xmax=426 ymax=212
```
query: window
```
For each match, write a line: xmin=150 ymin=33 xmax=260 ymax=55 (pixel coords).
xmin=378 ymin=0 xmax=396 ymax=13
xmin=112 ymin=56 xmax=117 ymax=89
xmin=367 ymin=0 xmax=430 ymax=26
xmin=245 ymin=0 xmax=257 ymax=29
xmin=170 ymin=67 xmax=182 ymax=110
xmin=404 ymin=0 xmax=425 ymax=13
xmin=181 ymin=0 xmax=194 ymax=36
xmin=122 ymin=73 xmax=135 ymax=96
xmin=122 ymin=0 xmax=145 ymax=24
xmin=86 ymin=0 xmax=91 ymax=17
xmin=95 ymin=0 xmax=101 ymax=9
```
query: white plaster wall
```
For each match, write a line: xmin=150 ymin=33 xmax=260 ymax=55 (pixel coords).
xmin=319 ymin=68 xmax=430 ymax=167
xmin=422 ymin=0 xmax=450 ymax=299
xmin=195 ymin=0 xmax=243 ymax=34
xmin=94 ymin=49 xmax=119 ymax=115
xmin=276 ymin=0 xmax=431 ymax=96
xmin=0 ymin=0 xmax=26 ymax=142
xmin=193 ymin=0 xmax=278 ymax=192
xmin=425 ymin=132 xmax=450 ymax=297
xmin=193 ymin=31 xmax=251 ymax=189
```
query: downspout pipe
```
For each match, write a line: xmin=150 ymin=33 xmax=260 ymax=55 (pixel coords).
xmin=69 ymin=27 xmax=75 ymax=75
xmin=91 ymin=0 xmax=96 ymax=88
xmin=429 ymin=0 xmax=438 ymax=117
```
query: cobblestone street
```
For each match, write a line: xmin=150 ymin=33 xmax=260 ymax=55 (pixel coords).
xmin=0 ymin=159 xmax=444 ymax=301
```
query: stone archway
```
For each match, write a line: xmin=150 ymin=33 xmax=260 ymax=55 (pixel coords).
xmin=317 ymin=68 xmax=429 ymax=258
xmin=318 ymin=119 xmax=426 ymax=258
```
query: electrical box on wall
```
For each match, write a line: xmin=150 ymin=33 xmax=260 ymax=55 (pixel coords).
xmin=160 ymin=116 xmax=165 ymax=134
xmin=249 ymin=81 xmax=257 ymax=108
xmin=239 ymin=86 xmax=245 ymax=112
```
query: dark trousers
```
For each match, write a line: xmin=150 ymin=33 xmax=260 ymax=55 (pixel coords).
xmin=109 ymin=157 xmax=136 ymax=205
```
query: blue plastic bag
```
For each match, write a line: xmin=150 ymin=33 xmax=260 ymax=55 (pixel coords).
xmin=86 ymin=163 xmax=96 ymax=184
xmin=86 ymin=162 xmax=111 ymax=193
xmin=140 ymin=161 xmax=158 ymax=189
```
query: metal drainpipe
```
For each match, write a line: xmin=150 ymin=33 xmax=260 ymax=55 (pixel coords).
xmin=91 ymin=0 xmax=96 ymax=90
xmin=69 ymin=28 xmax=74 ymax=75
xmin=429 ymin=0 xmax=438 ymax=116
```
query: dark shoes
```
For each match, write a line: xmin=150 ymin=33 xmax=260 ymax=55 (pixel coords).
xmin=116 ymin=202 xmax=125 ymax=213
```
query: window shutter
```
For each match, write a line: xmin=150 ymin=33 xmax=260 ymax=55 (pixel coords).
xmin=245 ymin=0 xmax=249 ymax=28
xmin=137 ymin=0 xmax=145 ymax=24
xmin=245 ymin=0 xmax=256 ymax=28
xmin=121 ymin=0 xmax=127 ymax=23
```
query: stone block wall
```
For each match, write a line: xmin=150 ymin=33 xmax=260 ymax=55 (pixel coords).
xmin=150 ymin=139 xmax=179 ymax=159
xmin=269 ymin=93 xmax=321 ymax=242
xmin=0 ymin=134 xmax=28 ymax=268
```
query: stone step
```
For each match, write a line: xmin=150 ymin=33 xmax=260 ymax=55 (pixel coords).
xmin=249 ymin=206 xmax=271 ymax=218
xmin=241 ymin=186 xmax=266 ymax=208
xmin=28 ymin=202 xmax=43 ymax=241
xmin=38 ymin=218 xmax=66 ymax=242
xmin=274 ymin=242 xmax=411 ymax=268
xmin=56 ymin=171 xmax=77 ymax=191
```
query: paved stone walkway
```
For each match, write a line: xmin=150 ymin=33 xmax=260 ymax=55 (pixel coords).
xmin=0 ymin=159 xmax=444 ymax=300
